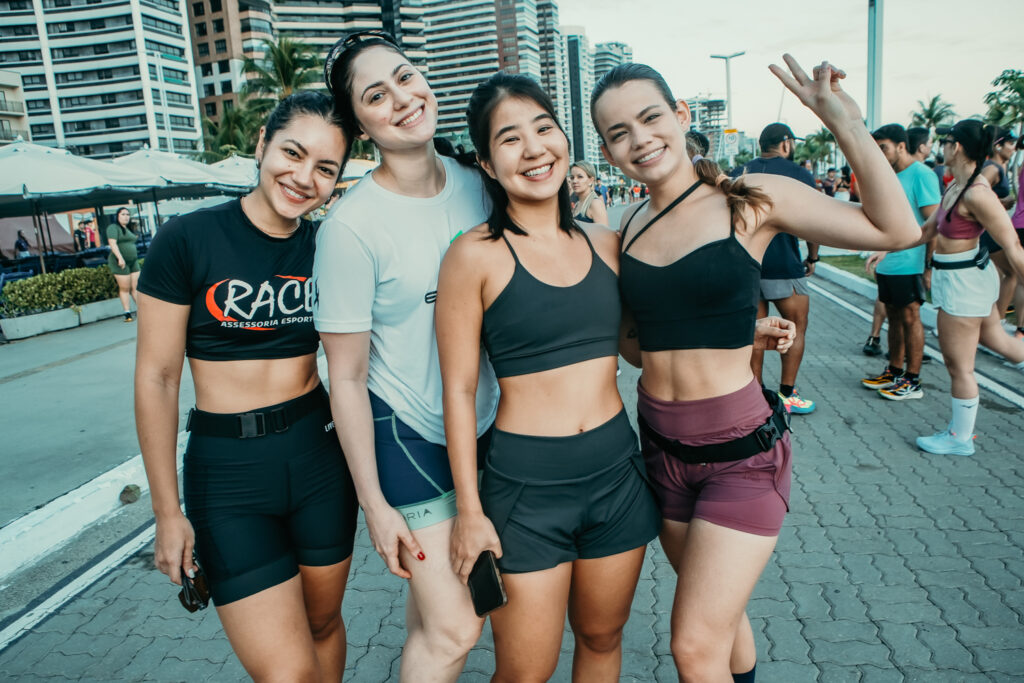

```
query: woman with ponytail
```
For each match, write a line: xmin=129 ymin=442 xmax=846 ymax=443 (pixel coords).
xmin=312 ymin=31 xmax=499 ymax=681
xmin=912 ymin=120 xmax=1024 ymax=456
xmin=590 ymin=56 xmax=920 ymax=681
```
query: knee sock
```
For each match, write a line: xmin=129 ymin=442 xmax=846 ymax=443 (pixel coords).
xmin=950 ymin=396 xmax=979 ymax=442
xmin=733 ymin=665 xmax=756 ymax=683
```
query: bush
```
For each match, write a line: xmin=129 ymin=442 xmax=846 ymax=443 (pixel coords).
xmin=1 ymin=265 xmax=119 ymax=317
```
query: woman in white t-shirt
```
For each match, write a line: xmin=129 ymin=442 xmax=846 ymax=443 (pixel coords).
xmin=312 ymin=31 xmax=499 ymax=682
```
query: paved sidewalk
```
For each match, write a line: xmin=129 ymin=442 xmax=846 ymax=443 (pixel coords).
xmin=2 ymin=277 xmax=1023 ymax=681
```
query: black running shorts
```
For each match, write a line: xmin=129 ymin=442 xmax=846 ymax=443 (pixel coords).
xmin=876 ymin=273 xmax=926 ymax=308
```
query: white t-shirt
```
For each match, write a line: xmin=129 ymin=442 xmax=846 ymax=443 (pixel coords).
xmin=313 ymin=155 xmax=499 ymax=445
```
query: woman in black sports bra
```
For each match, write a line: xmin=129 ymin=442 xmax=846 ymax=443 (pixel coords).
xmin=591 ymin=57 xmax=920 ymax=681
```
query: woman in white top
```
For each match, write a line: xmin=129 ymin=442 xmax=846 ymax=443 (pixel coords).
xmin=311 ymin=31 xmax=499 ymax=682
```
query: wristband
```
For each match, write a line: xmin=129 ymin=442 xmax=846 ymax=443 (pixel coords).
xmin=804 ymin=257 xmax=820 ymax=263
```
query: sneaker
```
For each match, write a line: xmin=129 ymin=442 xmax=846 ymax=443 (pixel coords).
xmin=1001 ymin=319 xmax=1017 ymax=334
xmin=862 ymin=336 xmax=882 ymax=356
xmin=862 ymin=367 xmax=901 ymax=390
xmin=123 ymin=312 xmax=134 ymax=322
xmin=916 ymin=430 xmax=975 ymax=456
xmin=780 ymin=389 xmax=815 ymax=414
xmin=879 ymin=377 xmax=923 ymax=401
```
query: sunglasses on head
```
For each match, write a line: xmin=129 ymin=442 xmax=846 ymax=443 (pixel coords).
xmin=178 ymin=563 xmax=210 ymax=613
xmin=325 ymin=30 xmax=400 ymax=95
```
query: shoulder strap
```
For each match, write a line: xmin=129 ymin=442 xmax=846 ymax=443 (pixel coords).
xmin=500 ymin=234 xmax=521 ymax=266
xmin=622 ymin=180 xmax=703 ymax=254
xmin=619 ymin=200 xmax=649 ymax=247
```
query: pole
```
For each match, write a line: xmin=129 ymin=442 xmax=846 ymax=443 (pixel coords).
xmin=867 ymin=0 xmax=883 ymax=130
xmin=711 ymin=51 xmax=745 ymax=130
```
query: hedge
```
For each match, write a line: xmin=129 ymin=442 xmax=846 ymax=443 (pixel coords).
xmin=1 ymin=265 xmax=120 ymax=318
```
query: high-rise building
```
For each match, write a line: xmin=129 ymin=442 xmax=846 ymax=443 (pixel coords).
xmin=494 ymin=0 xmax=539 ymax=81
xmin=536 ymin=0 xmax=568 ymax=130
xmin=0 ymin=69 xmax=30 ymax=143
xmin=188 ymin=1 xmax=428 ymax=124
xmin=0 ymin=0 xmax=203 ymax=158
xmin=686 ymin=96 xmax=726 ymax=157
xmin=421 ymin=0 xmax=499 ymax=140
xmin=592 ymin=41 xmax=631 ymax=82
xmin=560 ymin=25 xmax=598 ymax=162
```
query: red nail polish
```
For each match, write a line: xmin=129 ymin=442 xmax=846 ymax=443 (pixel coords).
xmin=417 ymin=552 xmax=426 ymax=561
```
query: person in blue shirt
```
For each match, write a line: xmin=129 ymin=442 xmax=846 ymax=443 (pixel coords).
xmin=862 ymin=124 xmax=942 ymax=400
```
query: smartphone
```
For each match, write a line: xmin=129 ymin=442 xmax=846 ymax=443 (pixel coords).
xmin=467 ymin=550 xmax=507 ymax=617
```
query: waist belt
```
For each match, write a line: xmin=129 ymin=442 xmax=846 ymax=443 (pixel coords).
xmin=638 ymin=388 xmax=791 ymax=464
xmin=932 ymin=247 xmax=990 ymax=271
xmin=186 ymin=387 xmax=326 ymax=439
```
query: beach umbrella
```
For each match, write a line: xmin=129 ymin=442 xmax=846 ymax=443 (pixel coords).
xmin=209 ymin=154 xmax=257 ymax=188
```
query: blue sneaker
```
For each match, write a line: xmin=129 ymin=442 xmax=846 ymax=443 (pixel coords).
xmin=780 ymin=389 xmax=815 ymax=414
xmin=916 ymin=430 xmax=975 ymax=456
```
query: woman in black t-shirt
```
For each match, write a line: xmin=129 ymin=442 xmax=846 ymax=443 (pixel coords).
xmin=135 ymin=92 xmax=358 ymax=680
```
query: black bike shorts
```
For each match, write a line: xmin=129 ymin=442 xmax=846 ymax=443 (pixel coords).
xmin=183 ymin=385 xmax=358 ymax=605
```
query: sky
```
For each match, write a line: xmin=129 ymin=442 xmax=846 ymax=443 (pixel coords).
xmin=559 ymin=0 xmax=1023 ymax=140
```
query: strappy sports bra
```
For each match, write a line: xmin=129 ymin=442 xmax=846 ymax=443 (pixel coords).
xmin=936 ymin=183 xmax=986 ymax=240
xmin=618 ymin=180 xmax=761 ymax=352
xmin=482 ymin=229 xmax=621 ymax=378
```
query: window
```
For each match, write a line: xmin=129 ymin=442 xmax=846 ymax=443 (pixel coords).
xmin=90 ymin=19 xmax=105 ymax=30
xmin=165 ymin=91 xmax=191 ymax=104
xmin=212 ymin=18 xmax=224 ymax=32
xmin=209 ymin=0 xmax=221 ymax=11
xmin=106 ymin=118 xmax=121 ymax=129
xmin=204 ymin=83 xmax=215 ymax=96
xmin=94 ymin=44 xmax=108 ymax=55
xmin=27 ymin=99 xmax=49 ymax=111
xmin=204 ymin=102 xmax=216 ymax=117
xmin=217 ymin=59 xmax=228 ymax=73
xmin=214 ymin=39 xmax=226 ymax=53
xmin=13 ymin=25 xmax=36 ymax=36
xmin=101 ymin=93 xmax=116 ymax=104
xmin=24 ymin=75 xmax=46 ymax=86
xmin=97 ymin=68 xmax=114 ymax=80
xmin=31 ymin=124 xmax=56 ymax=137
xmin=197 ymin=43 xmax=209 ymax=57
xmin=169 ymin=115 xmax=193 ymax=128
xmin=220 ymin=80 xmax=231 ymax=94
xmin=223 ymin=98 xmax=233 ymax=111
xmin=9 ymin=1 xmax=31 ymax=9
xmin=200 ymin=62 xmax=212 ymax=76
xmin=194 ymin=22 xmax=207 ymax=36
xmin=192 ymin=2 xmax=204 ymax=16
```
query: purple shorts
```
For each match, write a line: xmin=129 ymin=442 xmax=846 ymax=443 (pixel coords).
xmin=637 ymin=378 xmax=791 ymax=536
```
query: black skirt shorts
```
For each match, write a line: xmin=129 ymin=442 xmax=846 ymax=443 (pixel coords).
xmin=480 ymin=409 xmax=661 ymax=574
xmin=183 ymin=385 xmax=358 ymax=605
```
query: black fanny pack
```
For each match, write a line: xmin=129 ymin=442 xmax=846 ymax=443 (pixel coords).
xmin=186 ymin=386 xmax=326 ymax=439
xmin=638 ymin=388 xmax=791 ymax=464
xmin=932 ymin=247 xmax=990 ymax=271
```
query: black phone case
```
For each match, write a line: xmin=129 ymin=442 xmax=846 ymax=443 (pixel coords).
xmin=467 ymin=551 xmax=507 ymax=617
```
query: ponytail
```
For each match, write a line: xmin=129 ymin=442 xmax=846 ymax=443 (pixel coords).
xmin=944 ymin=121 xmax=997 ymax=224
xmin=693 ymin=158 xmax=774 ymax=232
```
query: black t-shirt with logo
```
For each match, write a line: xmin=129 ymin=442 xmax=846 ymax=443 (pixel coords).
xmin=730 ymin=157 xmax=817 ymax=280
xmin=137 ymin=199 xmax=320 ymax=361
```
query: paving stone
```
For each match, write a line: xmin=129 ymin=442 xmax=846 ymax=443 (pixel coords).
xmin=859 ymin=664 xmax=905 ymax=682
xmin=970 ymin=646 xmax=1024 ymax=675
xmin=915 ymin=624 xmax=976 ymax=671
xmin=876 ymin=621 xmax=932 ymax=669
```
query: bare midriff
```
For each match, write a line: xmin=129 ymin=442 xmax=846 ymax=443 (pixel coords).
xmin=189 ymin=353 xmax=320 ymax=414
xmin=639 ymin=346 xmax=756 ymax=402
xmin=935 ymin=234 xmax=980 ymax=255
xmin=494 ymin=356 xmax=622 ymax=436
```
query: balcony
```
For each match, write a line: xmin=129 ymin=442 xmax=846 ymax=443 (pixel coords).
xmin=0 ymin=99 xmax=26 ymax=114
xmin=0 ymin=127 xmax=30 ymax=142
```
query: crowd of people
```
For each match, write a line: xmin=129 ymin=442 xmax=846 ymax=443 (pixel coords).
xmin=132 ymin=27 xmax=1023 ymax=683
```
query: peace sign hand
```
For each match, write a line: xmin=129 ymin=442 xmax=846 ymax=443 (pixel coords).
xmin=769 ymin=54 xmax=863 ymax=132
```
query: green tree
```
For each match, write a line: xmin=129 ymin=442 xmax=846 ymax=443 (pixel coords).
xmin=241 ymin=37 xmax=323 ymax=115
xmin=805 ymin=127 xmax=837 ymax=167
xmin=732 ymin=149 xmax=754 ymax=167
xmin=910 ymin=95 xmax=956 ymax=131
xmin=199 ymin=102 xmax=261 ymax=162
xmin=984 ymin=69 xmax=1024 ymax=134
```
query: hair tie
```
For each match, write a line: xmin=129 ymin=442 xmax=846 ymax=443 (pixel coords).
xmin=692 ymin=154 xmax=704 ymax=162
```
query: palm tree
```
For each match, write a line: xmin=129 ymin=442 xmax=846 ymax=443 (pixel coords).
xmin=910 ymin=95 xmax=955 ymax=132
xmin=984 ymin=69 xmax=1024 ymax=135
xmin=805 ymin=127 xmax=837 ymax=168
xmin=200 ymin=102 xmax=261 ymax=162
xmin=241 ymin=37 xmax=323 ymax=115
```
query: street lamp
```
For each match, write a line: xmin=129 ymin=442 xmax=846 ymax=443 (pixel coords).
xmin=710 ymin=51 xmax=745 ymax=129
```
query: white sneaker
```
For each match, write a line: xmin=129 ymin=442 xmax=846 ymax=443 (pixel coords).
xmin=916 ymin=430 xmax=975 ymax=456
xmin=1001 ymin=319 xmax=1016 ymax=334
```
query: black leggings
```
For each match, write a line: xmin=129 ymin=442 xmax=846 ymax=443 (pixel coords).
xmin=184 ymin=385 xmax=357 ymax=605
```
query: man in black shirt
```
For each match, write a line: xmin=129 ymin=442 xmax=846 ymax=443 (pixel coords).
xmin=730 ymin=123 xmax=819 ymax=414
xmin=73 ymin=220 xmax=89 ymax=252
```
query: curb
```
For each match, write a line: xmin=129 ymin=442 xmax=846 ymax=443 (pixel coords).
xmin=815 ymin=261 xmax=940 ymax=329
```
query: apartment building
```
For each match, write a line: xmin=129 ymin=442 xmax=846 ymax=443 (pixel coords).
xmin=0 ymin=68 xmax=30 ymax=142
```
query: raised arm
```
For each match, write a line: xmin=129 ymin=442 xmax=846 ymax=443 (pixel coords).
xmin=436 ymin=232 xmax=502 ymax=582
xmin=134 ymin=293 xmax=195 ymax=585
xmin=757 ymin=56 xmax=920 ymax=251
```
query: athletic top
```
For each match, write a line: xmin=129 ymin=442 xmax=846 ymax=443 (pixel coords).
xmin=137 ymin=199 xmax=319 ymax=361
xmin=1012 ymin=165 xmax=1024 ymax=230
xmin=936 ymin=184 xmax=986 ymax=241
xmin=619 ymin=181 xmax=760 ymax=352
xmin=876 ymin=161 xmax=942 ymax=276
xmin=983 ymin=160 xmax=1009 ymax=199
xmin=106 ymin=223 xmax=138 ymax=262
xmin=482 ymin=230 xmax=620 ymax=378
xmin=312 ymin=155 xmax=499 ymax=445
xmin=573 ymin=191 xmax=597 ymax=224
xmin=729 ymin=157 xmax=815 ymax=279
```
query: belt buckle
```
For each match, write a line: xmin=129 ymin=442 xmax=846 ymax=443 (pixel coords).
xmin=238 ymin=412 xmax=266 ymax=438
xmin=754 ymin=423 xmax=775 ymax=452
xmin=269 ymin=407 xmax=288 ymax=433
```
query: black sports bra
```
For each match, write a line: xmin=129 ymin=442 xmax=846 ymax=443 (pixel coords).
xmin=618 ymin=181 xmax=761 ymax=352
xmin=482 ymin=230 xmax=620 ymax=377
